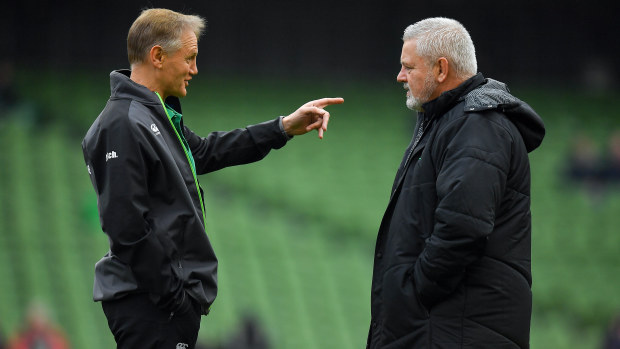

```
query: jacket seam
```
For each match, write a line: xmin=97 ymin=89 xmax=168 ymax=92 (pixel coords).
xmin=435 ymin=111 xmax=514 ymax=151
xmin=435 ymin=207 xmax=493 ymax=230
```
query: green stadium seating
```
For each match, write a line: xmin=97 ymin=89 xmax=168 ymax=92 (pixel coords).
xmin=1 ymin=72 xmax=619 ymax=348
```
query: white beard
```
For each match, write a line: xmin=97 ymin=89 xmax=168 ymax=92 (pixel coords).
xmin=405 ymin=74 xmax=438 ymax=111
xmin=405 ymin=91 xmax=419 ymax=111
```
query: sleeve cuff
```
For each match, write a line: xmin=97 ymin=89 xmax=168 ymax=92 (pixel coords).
xmin=278 ymin=116 xmax=294 ymax=141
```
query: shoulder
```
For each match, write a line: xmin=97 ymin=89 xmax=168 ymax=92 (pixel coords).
xmin=103 ymin=97 xmax=161 ymax=133
xmin=84 ymin=97 xmax=159 ymax=149
xmin=433 ymin=106 xmax=515 ymax=152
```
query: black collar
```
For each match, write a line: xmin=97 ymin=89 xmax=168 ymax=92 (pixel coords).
xmin=420 ymin=72 xmax=486 ymax=120
xmin=111 ymin=69 xmax=183 ymax=114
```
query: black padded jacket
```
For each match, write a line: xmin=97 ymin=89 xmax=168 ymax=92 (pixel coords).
xmin=368 ymin=73 xmax=545 ymax=348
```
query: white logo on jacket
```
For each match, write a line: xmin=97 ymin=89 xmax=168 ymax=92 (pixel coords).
xmin=105 ymin=151 xmax=118 ymax=162
xmin=176 ymin=344 xmax=188 ymax=349
xmin=151 ymin=123 xmax=161 ymax=135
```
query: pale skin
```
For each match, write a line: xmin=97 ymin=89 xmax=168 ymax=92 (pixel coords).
xmin=396 ymin=39 xmax=464 ymax=107
xmin=131 ymin=28 xmax=343 ymax=139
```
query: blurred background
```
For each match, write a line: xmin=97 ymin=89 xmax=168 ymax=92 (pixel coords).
xmin=1 ymin=0 xmax=620 ymax=348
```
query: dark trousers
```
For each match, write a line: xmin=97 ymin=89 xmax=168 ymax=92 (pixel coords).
xmin=102 ymin=293 xmax=201 ymax=349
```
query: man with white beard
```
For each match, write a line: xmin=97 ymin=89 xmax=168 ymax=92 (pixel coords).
xmin=367 ymin=17 xmax=545 ymax=349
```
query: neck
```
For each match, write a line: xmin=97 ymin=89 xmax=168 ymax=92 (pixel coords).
xmin=432 ymin=75 xmax=467 ymax=100
xmin=130 ymin=64 xmax=165 ymax=99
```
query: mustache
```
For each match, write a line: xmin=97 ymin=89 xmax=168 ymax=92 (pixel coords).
xmin=403 ymin=83 xmax=409 ymax=91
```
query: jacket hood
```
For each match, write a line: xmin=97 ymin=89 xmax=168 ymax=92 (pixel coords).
xmin=464 ymin=78 xmax=545 ymax=152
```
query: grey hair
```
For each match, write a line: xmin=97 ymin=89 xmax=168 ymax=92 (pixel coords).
xmin=403 ymin=17 xmax=477 ymax=80
xmin=127 ymin=8 xmax=206 ymax=66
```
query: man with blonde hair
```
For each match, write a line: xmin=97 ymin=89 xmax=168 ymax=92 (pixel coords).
xmin=367 ymin=17 xmax=544 ymax=348
xmin=82 ymin=8 xmax=343 ymax=348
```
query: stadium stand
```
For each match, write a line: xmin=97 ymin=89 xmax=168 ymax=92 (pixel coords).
xmin=0 ymin=73 xmax=619 ymax=348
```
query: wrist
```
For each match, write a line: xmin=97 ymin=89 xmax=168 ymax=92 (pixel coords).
xmin=279 ymin=116 xmax=293 ymax=140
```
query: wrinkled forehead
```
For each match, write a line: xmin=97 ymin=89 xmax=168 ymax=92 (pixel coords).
xmin=181 ymin=29 xmax=198 ymax=48
xmin=400 ymin=40 xmax=418 ymax=62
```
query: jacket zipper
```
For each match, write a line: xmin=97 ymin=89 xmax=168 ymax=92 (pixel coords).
xmin=155 ymin=92 xmax=207 ymax=228
xmin=403 ymin=118 xmax=426 ymax=170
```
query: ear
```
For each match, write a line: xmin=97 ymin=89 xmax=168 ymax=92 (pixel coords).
xmin=149 ymin=45 xmax=165 ymax=69
xmin=435 ymin=57 xmax=450 ymax=83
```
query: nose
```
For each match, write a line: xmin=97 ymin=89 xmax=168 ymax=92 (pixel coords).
xmin=396 ymin=66 xmax=407 ymax=83
xmin=190 ymin=60 xmax=198 ymax=76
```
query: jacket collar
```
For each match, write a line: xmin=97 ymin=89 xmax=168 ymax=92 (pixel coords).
xmin=110 ymin=69 xmax=183 ymax=114
xmin=420 ymin=72 xmax=486 ymax=120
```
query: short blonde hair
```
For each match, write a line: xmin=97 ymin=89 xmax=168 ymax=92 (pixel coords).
xmin=127 ymin=8 xmax=206 ymax=65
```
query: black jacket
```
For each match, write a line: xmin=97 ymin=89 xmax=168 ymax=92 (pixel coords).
xmin=82 ymin=70 xmax=289 ymax=315
xmin=368 ymin=73 xmax=545 ymax=348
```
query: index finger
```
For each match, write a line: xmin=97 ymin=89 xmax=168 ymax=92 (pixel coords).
xmin=309 ymin=97 xmax=344 ymax=109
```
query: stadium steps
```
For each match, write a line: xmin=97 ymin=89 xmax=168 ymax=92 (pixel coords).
xmin=201 ymin=185 xmax=372 ymax=348
xmin=39 ymin=128 xmax=112 ymax=347
xmin=3 ymin=122 xmax=56 ymax=314
xmin=0 ymin=133 xmax=22 ymax=332
xmin=0 ymin=121 xmax=114 ymax=347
